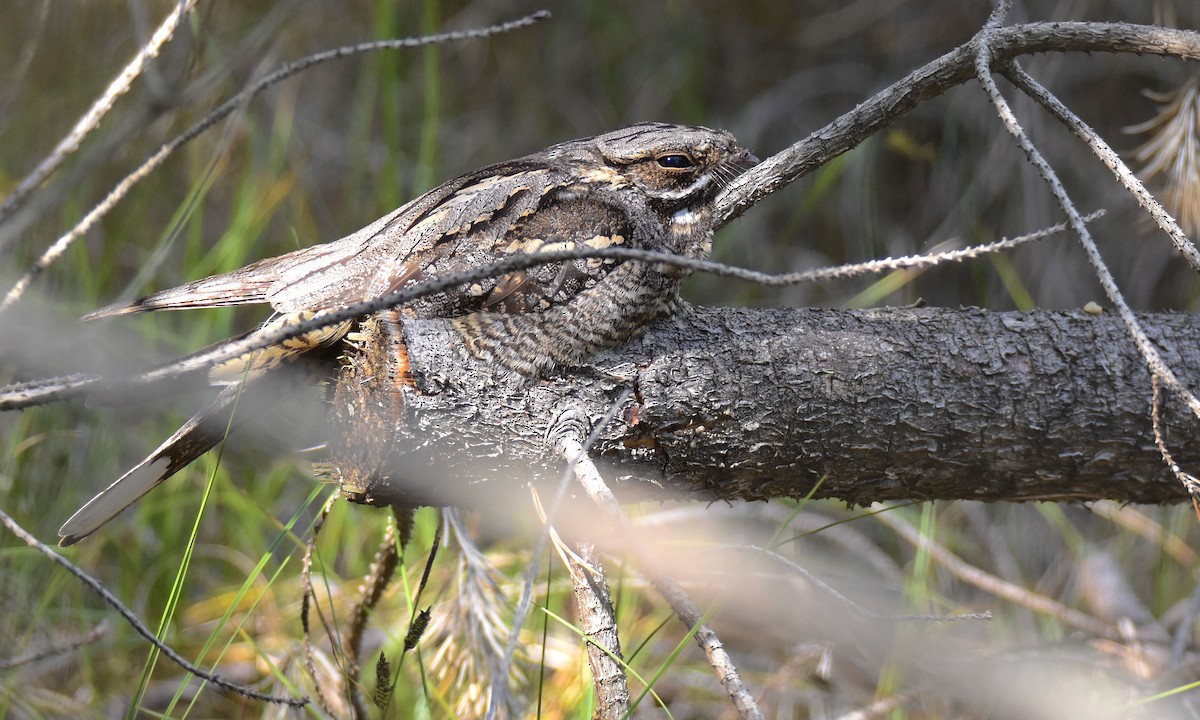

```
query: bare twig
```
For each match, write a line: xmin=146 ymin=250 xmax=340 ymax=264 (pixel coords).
xmin=1088 ymin=500 xmax=1196 ymax=567
xmin=0 ymin=213 xmax=1089 ymax=411
xmin=555 ymin=430 xmax=765 ymax=720
xmin=1170 ymin=579 xmax=1200 ymax=666
xmin=973 ymin=23 xmax=1200 ymax=495
xmin=0 ymin=0 xmax=200 ymax=227
xmin=566 ymin=542 xmax=630 ymax=719
xmin=1150 ymin=374 xmax=1200 ymax=505
xmin=0 ymin=507 xmax=307 ymax=707
xmin=0 ymin=0 xmax=50 ymax=116
xmin=0 ymin=621 xmax=110 ymax=671
xmin=487 ymin=392 xmax=631 ymax=720
xmin=1001 ymin=63 xmax=1200 ymax=274
xmin=984 ymin=0 xmax=1012 ymax=30
xmin=715 ymin=21 xmax=1200 ymax=227
xmin=0 ymin=372 xmax=98 ymax=410
xmin=874 ymin=510 xmax=1117 ymax=639
xmin=833 ymin=691 xmax=919 ymax=720
xmin=0 ymin=10 xmax=551 ymax=311
xmin=715 ymin=544 xmax=992 ymax=623
xmin=782 ymin=211 xmax=1101 ymax=284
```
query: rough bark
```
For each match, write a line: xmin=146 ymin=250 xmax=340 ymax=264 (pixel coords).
xmin=324 ymin=305 xmax=1199 ymax=510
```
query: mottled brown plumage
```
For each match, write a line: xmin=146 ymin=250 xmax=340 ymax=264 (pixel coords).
xmin=59 ymin=122 xmax=757 ymax=544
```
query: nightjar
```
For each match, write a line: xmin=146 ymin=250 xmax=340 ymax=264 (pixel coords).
xmin=59 ymin=122 xmax=757 ymax=545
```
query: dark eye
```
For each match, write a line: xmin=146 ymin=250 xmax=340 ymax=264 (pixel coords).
xmin=656 ymin=154 xmax=694 ymax=169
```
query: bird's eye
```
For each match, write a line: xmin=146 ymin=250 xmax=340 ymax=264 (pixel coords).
xmin=656 ymin=154 xmax=694 ymax=169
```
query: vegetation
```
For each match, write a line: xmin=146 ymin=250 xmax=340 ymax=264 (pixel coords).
xmin=2 ymin=1 xmax=1200 ymax=717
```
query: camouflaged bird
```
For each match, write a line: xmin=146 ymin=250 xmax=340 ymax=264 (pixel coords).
xmin=58 ymin=122 xmax=757 ymax=545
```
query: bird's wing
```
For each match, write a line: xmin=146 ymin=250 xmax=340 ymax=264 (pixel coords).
xmin=474 ymin=194 xmax=638 ymax=313
xmin=264 ymin=162 xmax=573 ymax=313
xmin=83 ymin=160 xmax=568 ymax=320
xmin=60 ymin=383 xmax=250 ymax=545
xmin=58 ymin=363 xmax=319 ymax=546
xmin=81 ymin=222 xmax=394 ymax=319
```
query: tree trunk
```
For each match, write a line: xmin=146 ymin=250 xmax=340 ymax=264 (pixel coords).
xmin=325 ymin=305 xmax=1198 ymax=509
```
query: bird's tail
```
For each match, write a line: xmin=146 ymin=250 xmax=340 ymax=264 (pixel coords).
xmin=59 ymin=312 xmax=352 ymax=545
xmin=81 ymin=257 xmax=280 ymax=319
xmin=59 ymin=381 xmax=262 ymax=546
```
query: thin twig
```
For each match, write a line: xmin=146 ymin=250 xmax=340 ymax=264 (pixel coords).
xmin=487 ymin=391 xmax=631 ymax=720
xmin=0 ymin=621 xmax=110 ymax=671
xmin=1001 ymin=63 xmax=1200 ymax=275
xmin=715 ymin=21 xmax=1200 ymax=227
xmin=0 ymin=214 xmax=1086 ymax=411
xmin=974 ymin=22 xmax=1200 ymax=448
xmin=833 ymin=691 xmax=919 ymax=720
xmin=714 ymin=544 xmax=992 ymax=623
xmin=983 ymin=0 xmax=1012 ymax=31
xmin=0 ymin=0 xmax=200 ymax=227
xmin=1150 ymin=374 xmax=1200 ymax=506
xmin=0 ymin=10 xmax=551 ymax=311
xmin=1088 ymin=500 xmax=1196 ymax=567
xmin=555 ymin=432 xmax=765 ymax=720
xmin=0 ymin=506 xmax=307 ymax=707
xmin=0 ymin=0 xmax=50 ymax=117
xmin=567 ymin=542 xmax=630 ymax=719
xmin=874 ymin=509 xmax=1117 ymax=639
xmin=782 ymin=211 xmax=1101 ymax=284
xmin=1170 ymin=579 xmax=1200 ymax=666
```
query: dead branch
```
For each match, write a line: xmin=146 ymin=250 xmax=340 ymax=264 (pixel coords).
xmin=329 ymin=307 xmax=1198 ymax=509
xmin=715 ymin=21 xmax=1200 ymax=226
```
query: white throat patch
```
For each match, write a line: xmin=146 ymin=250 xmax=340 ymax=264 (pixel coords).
xmin=672 ymin=207 xmax=702 ymax=227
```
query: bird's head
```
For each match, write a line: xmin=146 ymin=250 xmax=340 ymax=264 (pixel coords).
xmin=550 ymin=122 xmax=758 ymax=209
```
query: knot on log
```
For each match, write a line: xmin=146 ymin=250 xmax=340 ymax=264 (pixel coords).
xmin=546 ymin=404 xmax=592 ymax=451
